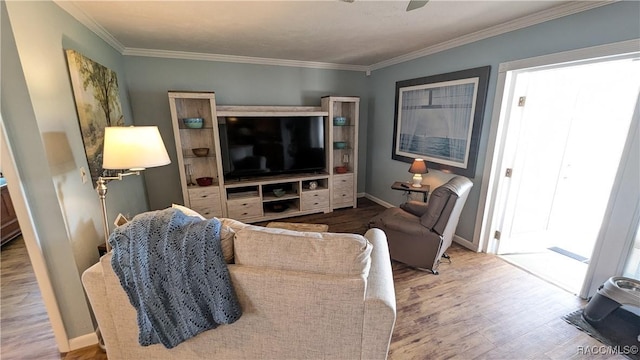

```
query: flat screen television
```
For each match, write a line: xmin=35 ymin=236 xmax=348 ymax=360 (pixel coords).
xmin=219 ymin=116 xmax=326 ymax=179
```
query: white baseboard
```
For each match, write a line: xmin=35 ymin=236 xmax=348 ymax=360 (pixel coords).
xmin=363 ymin=193 xmax=394 ymax=208
xmin=68 ymin=332 xmax=99 ymax=351
xmin=453 ymin=235 xmax=479 ymax=252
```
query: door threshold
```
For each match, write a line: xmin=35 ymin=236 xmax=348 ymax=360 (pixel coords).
xmin=499 ymin=250 xmax=587 ymax=296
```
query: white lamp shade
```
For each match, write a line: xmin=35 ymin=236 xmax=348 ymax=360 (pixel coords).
xmin=102 ymin=126 xmax=171 ymax=170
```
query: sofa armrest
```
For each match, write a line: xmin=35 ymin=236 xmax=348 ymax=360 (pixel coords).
xmin=362 ymin=228 xmax=397 ymax=360
xmin=400 ymin=200 xmax=430 ymax=217
xmin=82 ymin=260 xmax=123 ymax=360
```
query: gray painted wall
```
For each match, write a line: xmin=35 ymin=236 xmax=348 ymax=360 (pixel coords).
xmin=121 ymin=57 xmax=369 ymax=210
xmin=3 ymin=1 xmax=151 ymax=339
xmin=365 ymin=1 xmax=640 ymax=243
xmin=1 ymin=2 xmax=97 ymax=339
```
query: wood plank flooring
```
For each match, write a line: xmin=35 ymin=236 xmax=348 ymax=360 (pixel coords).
xmin=1 ymin=235 xmax=66 ymax=360
xmin=1 ymin=198 xmax=622 ymax=359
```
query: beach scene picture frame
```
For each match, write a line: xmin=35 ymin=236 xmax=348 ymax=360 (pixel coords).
xmin=392 ymin=66 xmax=490 ymax=178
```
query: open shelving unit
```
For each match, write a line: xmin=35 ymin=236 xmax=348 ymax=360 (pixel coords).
xmin=217 ymin=104 xmax=332 ymax=222
xmin=168 ymin=91 xmax=225 ymax=218
xmin=223 ymin=173 xmax=330 ymax=222
xmin=322 ymin=96 xmax=360 ymax=210
xmin=169 ymin=95 xmax=358 ymax=223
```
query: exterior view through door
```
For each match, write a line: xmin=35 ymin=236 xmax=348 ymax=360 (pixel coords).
xmin=494 ymin=57 xmax=639 ymax=294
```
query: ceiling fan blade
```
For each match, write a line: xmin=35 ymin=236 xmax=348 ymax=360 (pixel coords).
xmin=406 ymin=0 xmax=428 ymax=11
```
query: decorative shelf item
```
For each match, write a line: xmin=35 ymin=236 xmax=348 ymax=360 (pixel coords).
xmin=191 ymin=147 xmax=209 ymax=157
xmin=333 ymin=116 xmax=347 ymax=126
xmin=182 ymin=117 xmax=204 ymax=129
xmin=196 ymin=177 xmax=213 ymax=186
xmin=335 ymin=166 xmax=348 ymax=174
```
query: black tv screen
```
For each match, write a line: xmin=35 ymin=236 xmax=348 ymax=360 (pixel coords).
xmin=219 ymin=116 xmax=326 ymax=179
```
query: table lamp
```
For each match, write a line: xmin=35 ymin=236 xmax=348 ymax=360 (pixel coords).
xmin=96 ymin=126 xmax=171 ymax=252
xmin=408 ymin=158 xmax=428 ymax=188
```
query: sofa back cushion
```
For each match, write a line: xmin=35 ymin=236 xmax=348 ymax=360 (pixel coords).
xmin=419 ymin=187 xmax=454 ymax=231
xmin=234 ymin=226 xmax=372 ymax=277
xmin=419 ymin=176 xmax=473 ymax=236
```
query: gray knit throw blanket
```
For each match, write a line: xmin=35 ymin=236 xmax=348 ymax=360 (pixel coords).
xmin=109 ymin=208 xmax=242 ymax=349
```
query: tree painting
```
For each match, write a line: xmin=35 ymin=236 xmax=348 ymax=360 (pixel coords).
xmin=65 ymin=49 xmax=125 ymax=183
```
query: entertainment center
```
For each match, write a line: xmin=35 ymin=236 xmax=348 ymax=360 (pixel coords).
xmin=168 ymin=91 xmax=359 ymax=223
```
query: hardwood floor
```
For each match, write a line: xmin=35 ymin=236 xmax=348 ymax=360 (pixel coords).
xmin=1 ymin=236 xmax=64 ymax=360
xmin=1 ymin=198 xmax=622 ymax=359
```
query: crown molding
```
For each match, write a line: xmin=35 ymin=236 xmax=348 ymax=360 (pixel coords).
xmin=368 ymin=1 xmax=614 ymax=72
xmin=497 ymin=38 xmax=640 ymax=73
xmin=53 ymin=0 xmax=125 ymax=53
xmin=122 ymin=48 xmax=369 ymax=72
xmin=56 ymin=0 xmax=613 ymax=73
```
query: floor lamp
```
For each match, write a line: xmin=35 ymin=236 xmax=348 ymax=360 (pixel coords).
xmin=97 ymin=126 xmax=171 ymax=252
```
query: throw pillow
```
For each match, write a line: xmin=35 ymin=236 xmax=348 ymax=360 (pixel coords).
xmin=171 ymin=203 xmax=206 ymax=220
xmin=219 ymin=225 xmax=235 ymax=264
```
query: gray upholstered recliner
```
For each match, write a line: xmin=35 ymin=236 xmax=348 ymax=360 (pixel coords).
xmin=369 ymin=176 xmax=473 ymax=274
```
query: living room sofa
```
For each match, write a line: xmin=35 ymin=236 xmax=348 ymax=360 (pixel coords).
xmin=82 ymin=218 xmax=397 ymax=359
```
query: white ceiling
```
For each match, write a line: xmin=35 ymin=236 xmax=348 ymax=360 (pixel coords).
xmin=56 ymin=1 xmax=610 ymax=71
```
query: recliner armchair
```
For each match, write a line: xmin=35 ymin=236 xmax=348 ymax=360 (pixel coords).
xmin=369 ymin=176 xmax=473 ymax=274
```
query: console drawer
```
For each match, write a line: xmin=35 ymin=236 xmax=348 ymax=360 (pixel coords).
xmin=227 ymin=198 xmax=263 ymax=220
xmin=332 ymin=174 xmax=354 ymax=190
xmin=188 ymin=186 xmax=220 ymax=202
xmin=301 ymin=189 xmax=329 ymax=211
xmin=189 ymin=198 xmax=223 ymax=218
xmin=332 ymin=188 xmax=354 ymax=205
xmin=187 ymin=187 xmax=223 ymax=218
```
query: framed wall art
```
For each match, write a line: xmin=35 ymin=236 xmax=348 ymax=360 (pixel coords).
xmin=65 ymin=49 xmax=125 ymax=183
xmin=392 ymin=66 xmax=490 ymax=178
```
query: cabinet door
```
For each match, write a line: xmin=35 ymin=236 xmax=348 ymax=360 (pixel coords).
xmin=1 ymin=186 xmax=21 ymax=245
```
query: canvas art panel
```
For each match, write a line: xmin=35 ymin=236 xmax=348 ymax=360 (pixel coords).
xmin=392 ymin=66 xmax=490 ymax=178
xmin=65 ymin=49 xmax=125 ymax=182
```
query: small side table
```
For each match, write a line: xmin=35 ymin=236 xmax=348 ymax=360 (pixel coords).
xmin=391 ymin=181 xmax=430 ymax=202
xmin=98 ymin=244 xmax=108 ymax=257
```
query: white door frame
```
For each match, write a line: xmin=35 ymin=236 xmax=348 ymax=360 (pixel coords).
xmin=584 ymin=94 xmax=640 ymax=296
xmin=0 ymin=119 xmax=70 ymax=351
xmin=475 ymin=39 xmax=640 ymax=297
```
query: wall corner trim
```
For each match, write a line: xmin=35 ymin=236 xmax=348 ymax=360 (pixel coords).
xmin=68 ymin=332 xmax=99 ymax=351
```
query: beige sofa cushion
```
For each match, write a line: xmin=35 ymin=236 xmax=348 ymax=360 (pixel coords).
xmin=234 ymin=225 xmax=372 ymax=277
